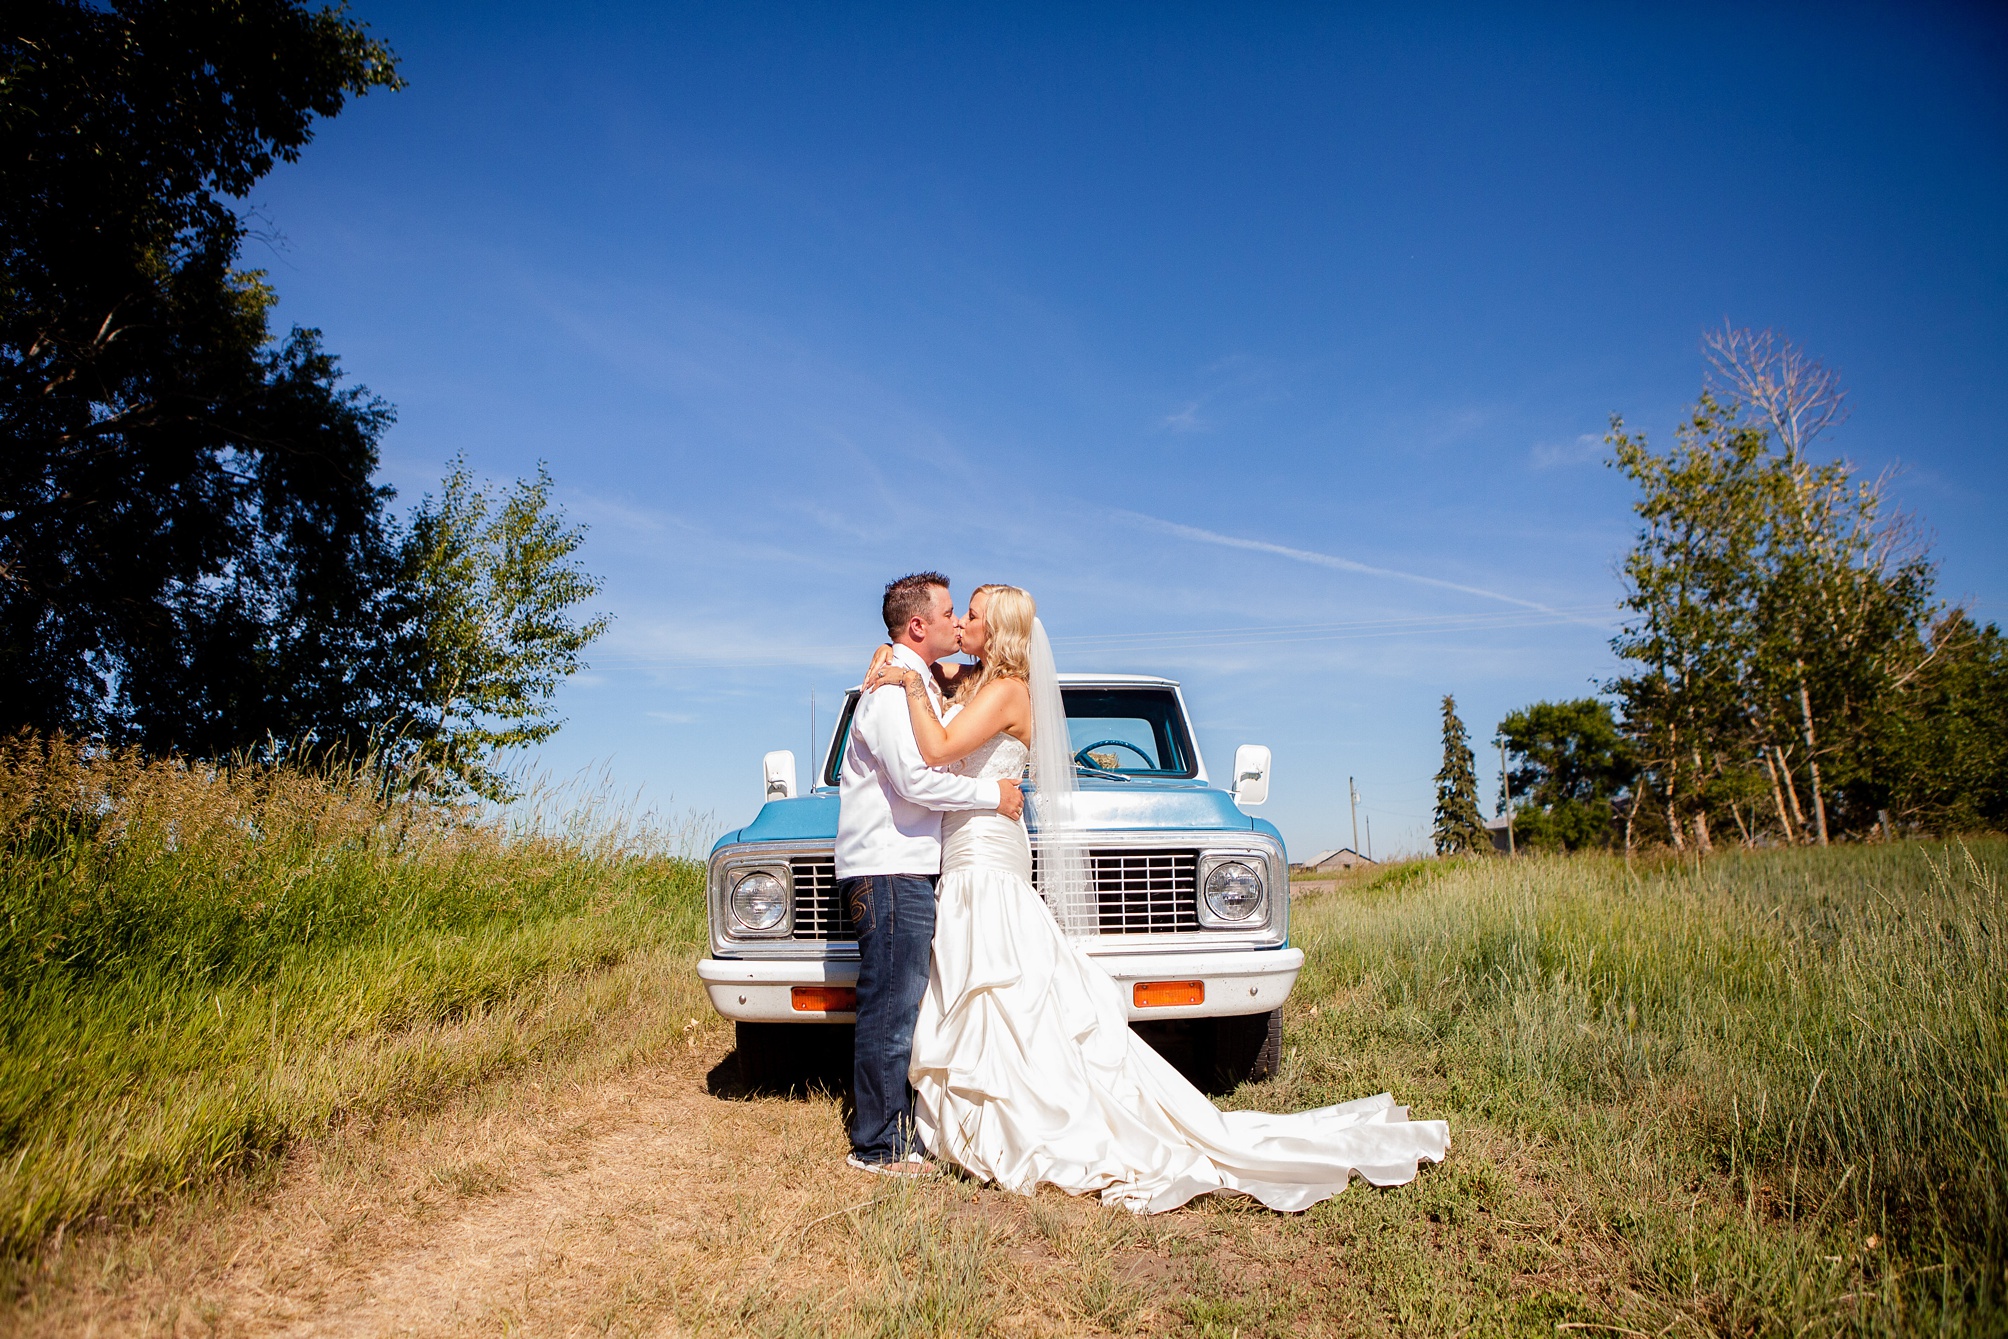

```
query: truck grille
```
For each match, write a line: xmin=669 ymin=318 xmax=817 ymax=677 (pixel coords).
xmin=787 ymin=849 xmax=1204 ymax=940
xmin=1073 ymin=848 xmax=1201 ymax=934
xmin=789 ymin=858 xmax=855 ymax=940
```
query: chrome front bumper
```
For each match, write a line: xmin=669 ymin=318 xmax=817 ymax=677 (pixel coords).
xmin=698 ymin=946 xmax=1305 ymax=1023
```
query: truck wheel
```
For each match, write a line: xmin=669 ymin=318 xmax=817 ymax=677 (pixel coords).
xmin=733 ymin=1022 xmax=854 ymax=1094
xmin=1208 ymin=1008 xmax=1284 ymax=1088
xmin=1131 ymin=1009 xmax=1282 ymax=1094
xmin=1248 ymin=1007 xmax=1283 ymax=1081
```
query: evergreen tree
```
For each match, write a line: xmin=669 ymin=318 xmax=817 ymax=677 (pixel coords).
xmin=1433 ymin=695 xmax=1490 ymax=856
xmin=1496 ymin=698 xmax=1636 ymax=852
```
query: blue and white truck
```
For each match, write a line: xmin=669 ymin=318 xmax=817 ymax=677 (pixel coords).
xmin=698 ymin=674 xmax=1300 ymax=1088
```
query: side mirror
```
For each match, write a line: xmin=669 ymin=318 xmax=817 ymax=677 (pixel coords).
xmin=762 ymin=750 xmax=798 ymax=801
xmin=1230 ymin=744 xmax=1271 ymax=807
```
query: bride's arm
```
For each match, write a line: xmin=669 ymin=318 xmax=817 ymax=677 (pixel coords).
xmin=861 ymin=644 xmax=897 ymax=687
xmin=861 ymin=643 xmax=967 ymax=698
xmin=875 ymin=671 xmax=1025 ymax=767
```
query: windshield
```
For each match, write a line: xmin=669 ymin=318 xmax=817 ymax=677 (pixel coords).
xmin=1059 ymin=687 xmax=1197 ymax=777
xmin=822 ymin=683 xmax=1199 ymax=785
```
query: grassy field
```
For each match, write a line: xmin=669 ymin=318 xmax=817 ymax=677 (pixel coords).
xmin=0 ymin=737 xmax=2002 ymax=1334
xmin=0 ymin=735 xmax=711 ymax=1259
xmin=722 ymin=840 xmax=1999 ymax=1337
xmin=1236 ymin=841 xmax=2008 ymax=1334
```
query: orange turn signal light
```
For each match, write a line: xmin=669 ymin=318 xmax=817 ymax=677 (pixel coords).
xmin=791 ymin=986 xmax=858 ymax=1012
xmin=1133 ymin=980 xmax=1205 ymax=1008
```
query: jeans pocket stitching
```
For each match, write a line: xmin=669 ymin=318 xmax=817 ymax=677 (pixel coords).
xmin=847 ymin=881 xmax=875 ymax=934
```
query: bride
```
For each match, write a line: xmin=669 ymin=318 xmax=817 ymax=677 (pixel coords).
xmin=862 ymin=584 xmax=1449 ymax=1214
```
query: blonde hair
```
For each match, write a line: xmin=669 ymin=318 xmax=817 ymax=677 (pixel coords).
xmin=958 ymin=584 xmax=1035 ymax=700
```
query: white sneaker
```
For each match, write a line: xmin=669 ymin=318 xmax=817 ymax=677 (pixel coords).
xmin=847 ymin=1153 xmax=930 ymax=1178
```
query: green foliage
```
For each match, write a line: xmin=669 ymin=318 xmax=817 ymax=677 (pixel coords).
xmin=1495 ymin=697 xmax=1635 ymax=851
xmin=393 ymin=459 xmax=611 ymax=801
xmin=1862 ymin=611 xmax=2008 ymax=832
xmin=0 ymin=733 xmax=704 ymax=1254
xmin=1606 ymin=330 xmax=1963 ymax=848
xmin=1 ymin=9 xmax=610 ymax=799
xmin=1 ymin=0 xmax=404 ymax=751
xmin=1432 ymin=695 xmax=1489 ymax=856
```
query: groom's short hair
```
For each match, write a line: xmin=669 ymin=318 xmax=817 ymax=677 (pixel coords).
xmin=883 ymin=572 xmax=950 ymax=639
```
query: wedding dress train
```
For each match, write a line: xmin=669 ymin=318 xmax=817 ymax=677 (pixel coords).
xmin=909 ymin=732 xmax=1450 ymax=1214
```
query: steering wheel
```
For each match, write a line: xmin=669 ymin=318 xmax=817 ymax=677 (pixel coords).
xmin=1074 ymin=740 xmax=1155 ymax=771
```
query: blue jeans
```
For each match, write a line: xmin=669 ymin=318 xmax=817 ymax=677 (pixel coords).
xmin=843 ymin=873 xmax=936 ymax=1163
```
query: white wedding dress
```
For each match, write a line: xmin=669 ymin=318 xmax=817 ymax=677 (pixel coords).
xmin=910 ymin=730 xmax=1450 ymax=1214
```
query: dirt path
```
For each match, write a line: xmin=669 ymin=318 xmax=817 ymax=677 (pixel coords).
xmin=5 ymin=1036 xmax=1181 ymax=1337
xmin=254 ymin=1070 xmax=746 ymax=1336
xmin=4 ymin=1041 xmax=789 ymax=1334
xmin=1 ymin=1010 xmax=1556 ymax=1336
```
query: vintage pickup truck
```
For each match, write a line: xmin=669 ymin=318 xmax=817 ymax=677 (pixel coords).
xmin=698 ymin=673 xmax=1302 ymax=1089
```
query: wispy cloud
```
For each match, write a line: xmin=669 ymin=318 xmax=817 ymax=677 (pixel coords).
xmin=566 ymin=490 xmax=679 ymax=535
xmin=1160 ymin=402 xmax=1205 ymax=433
xmin=1530 ymin=432 xmax=1606 ymax=470
xmin=788 ymin=497 xmax=885 ymax=545
xmin=1115 ymin=511 xmax=1606 ymax=623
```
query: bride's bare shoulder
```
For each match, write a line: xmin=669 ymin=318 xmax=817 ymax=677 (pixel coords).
xmin=977 ymin=675 xmax=1031 ymax=706
xmin=968 ymin=675 xmax=1031 ymax=725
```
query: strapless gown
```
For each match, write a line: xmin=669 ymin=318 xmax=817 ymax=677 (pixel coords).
xmin=909 ymin=732 xmax=1450 ymax=1214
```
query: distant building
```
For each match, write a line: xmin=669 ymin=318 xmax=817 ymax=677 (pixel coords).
xmin=1300 ymin=847 xmax=1377 ymax=872
xmin=1485 ymin=815 xmax=1513 ymax=853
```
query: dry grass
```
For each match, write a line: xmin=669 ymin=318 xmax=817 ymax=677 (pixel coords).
xmin=0 ymin=733 xmax=708 ymax=1256
xmin=0 ymin=1024 xmax=1518 ymax=1338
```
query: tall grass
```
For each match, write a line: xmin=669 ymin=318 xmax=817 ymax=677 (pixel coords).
xmin=1277 ymin=840 xmax=2007 ymax=1333
xmin=0 ymin=733 xmax=707 ymax=1255
xmin=4 ymin=729 xmax=2001 ymax=1336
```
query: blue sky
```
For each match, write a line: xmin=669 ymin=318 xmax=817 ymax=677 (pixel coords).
xmin=254 ymin=1 xmax=2007 ymax=855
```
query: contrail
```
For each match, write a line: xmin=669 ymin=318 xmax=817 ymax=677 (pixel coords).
xmin=1115 ymin=511 xmax=1604 ymax=623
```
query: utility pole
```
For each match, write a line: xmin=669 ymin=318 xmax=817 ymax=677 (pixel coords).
xmin=1499 ymin=740 xmax=1515 ymax=856
xmin=1365 ymin=814 xmax=1372 ymax=862
xmin=809 ymin=689 xmax=817 ymax=789
xmin=1348 ymin=776 xmax=1360 ymax=855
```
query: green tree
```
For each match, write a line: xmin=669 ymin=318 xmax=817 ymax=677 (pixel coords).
xmin=390 ymin=461 xmax=611 ymax=802
xmin=1433 ymin=695 xmax=1489 ymax=856
xmin=1 ymin=9 xmax=609 ymax=798
xmin=1606 ymin=392 xmax=1771 ymax=852
xmin=1862 ymin=612 xmax=2008 ymax=834
xmin=1 ymin=0 xmax=401 ymax=751
xmin=1495 ymin=698 xmax=1634 ymax=852
xmin=1607 ymin=328 xmax=1939 ymax=848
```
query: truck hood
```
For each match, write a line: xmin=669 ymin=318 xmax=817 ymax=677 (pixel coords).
xmin=711 ymin=780 xmax=1265 ymax=852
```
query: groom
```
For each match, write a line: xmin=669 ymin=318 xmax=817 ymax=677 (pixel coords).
xmin=835 ymin=572 xmax=1023 ymax=1175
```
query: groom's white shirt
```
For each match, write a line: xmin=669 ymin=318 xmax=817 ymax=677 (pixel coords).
xmin=835 ymin=644 xmax=1000 ymax=878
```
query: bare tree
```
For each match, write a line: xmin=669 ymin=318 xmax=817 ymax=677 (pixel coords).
xmin=1703 ymin=324 xmax=1850 ymax=465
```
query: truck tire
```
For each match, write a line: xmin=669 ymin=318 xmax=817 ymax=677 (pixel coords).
xmin=1249 ymin=1006 xmax=1284 ymax=1081
xmin=1131 ymin=1009 xmax=1282 ymax=1094
xmin=733 ymin=1022 xmax=854 ymax=1094
xmin=1211 ymin=1007 xmax=1283 ymax=1085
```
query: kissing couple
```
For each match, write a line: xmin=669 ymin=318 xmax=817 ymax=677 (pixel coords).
xmin=834 ymin=572 xmax=1449 ymax=1214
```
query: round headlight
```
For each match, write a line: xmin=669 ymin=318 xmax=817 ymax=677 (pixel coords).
xmin=730 ymin=870 xmax=788 ymax=931
xmin=1202 ymin=860 xmax=1263 ymax=921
